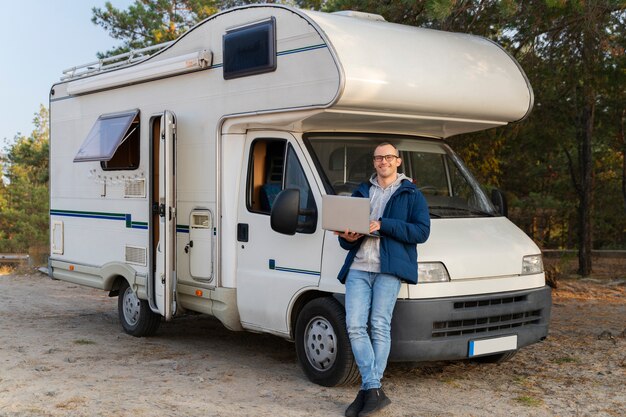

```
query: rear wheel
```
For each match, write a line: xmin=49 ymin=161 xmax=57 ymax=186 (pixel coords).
xmin=118 ymin=280 xmax=161 ymax=337
xmin=295 ymin=297 xmax=359 ymax=387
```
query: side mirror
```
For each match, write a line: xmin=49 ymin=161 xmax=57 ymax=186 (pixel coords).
xmin=271 ymin=189 xmax=301 ymax=235
xmin=491 ymin=188 xmax=508 ymax=217
xmin=270 ymin=189 xmax=317 ymax=235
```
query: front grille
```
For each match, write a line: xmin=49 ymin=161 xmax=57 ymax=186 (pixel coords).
xmin=453 ymin=295 xmax=527 ymax=309
xmin=432 ymin=310 xmax=542 ymax=338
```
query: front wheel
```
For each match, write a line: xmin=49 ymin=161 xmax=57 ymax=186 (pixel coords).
xmin=118 ymin=280 xmax=161 ymax=337
xmin=295 ymin=297 xmax=359 ymax=387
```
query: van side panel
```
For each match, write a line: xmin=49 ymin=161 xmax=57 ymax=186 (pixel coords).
xmin=49 ymin=7 xmax=342 ymax=299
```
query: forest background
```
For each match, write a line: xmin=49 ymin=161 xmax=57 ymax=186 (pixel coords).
xmin=0 ymin=0 xmax=624 ymax=276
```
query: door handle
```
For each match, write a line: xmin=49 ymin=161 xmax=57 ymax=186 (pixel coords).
xmin=237 ymin=223 xmax=249 ymax=242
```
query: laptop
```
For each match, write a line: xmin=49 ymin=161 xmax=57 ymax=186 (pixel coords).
xmin=322 ymin=195 xmax=380 ymax=237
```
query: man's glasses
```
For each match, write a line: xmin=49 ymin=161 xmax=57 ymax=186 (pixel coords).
xmin=372 ymin=154 xmax=399 ymax=162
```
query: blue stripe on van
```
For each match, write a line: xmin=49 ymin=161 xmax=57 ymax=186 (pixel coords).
xmin=51 ymin=209 xmax=147 ymax=230
xmin=50 ymin=209 xmax=125 ymax=220
xmin=268 ymin=259 xmax=320 ymax=276
xmin=51 ymin=209 xmax=191 ymax=233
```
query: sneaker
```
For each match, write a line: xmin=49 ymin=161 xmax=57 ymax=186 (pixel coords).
xmin=345 ymin=390 xmax=366 ymax=417
xmin=358 ymin=388 xmax=391 ymax=417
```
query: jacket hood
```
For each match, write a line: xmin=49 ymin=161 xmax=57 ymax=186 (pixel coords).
xmin=356 ymin=176 xmax=415 ymax=197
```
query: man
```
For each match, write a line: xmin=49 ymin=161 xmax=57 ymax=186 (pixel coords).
xmin=336 ymin=142 xmax=430 ymax=417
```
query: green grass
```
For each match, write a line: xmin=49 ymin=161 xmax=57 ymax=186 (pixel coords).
xmin=73 ymin=339 xmax=96 ymax=345
xmin=553 ymin=356 xmax=578 ymax=364
xmin=442 ymin=377 xmax=462 ymax=388
xmin=515 ymin=396 xmax=544 ymax=407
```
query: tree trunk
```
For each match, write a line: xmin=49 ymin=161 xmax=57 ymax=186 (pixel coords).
xmin=619 ymin=109 xmax=626 ymax=210
xmin=578 ymin=97 xmax=594 ymax=276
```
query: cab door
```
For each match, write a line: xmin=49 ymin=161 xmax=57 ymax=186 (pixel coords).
xmin=235 ymin=132 xmax=323 ymax=333
xmin=154 ymin=110 xmax=177 ymax=320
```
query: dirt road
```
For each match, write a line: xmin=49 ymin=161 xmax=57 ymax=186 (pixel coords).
xmin=0 ymin=272 xmax=624 ymax=417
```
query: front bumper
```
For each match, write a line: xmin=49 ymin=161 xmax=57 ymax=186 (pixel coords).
xmin=389 ymin=285 xmax=552 ymax=361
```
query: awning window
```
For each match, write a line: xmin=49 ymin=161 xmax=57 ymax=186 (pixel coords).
xmin=73 ymin=110 xmax=139 ymax=162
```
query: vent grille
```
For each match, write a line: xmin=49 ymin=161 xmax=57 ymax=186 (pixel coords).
xmin=192 ymin=214 xmax=210 ymax=228
xmin=454 ymin=295 xmax=527 ymax=309
xmin=125 ymin=245 xmax=147 ymax=266
xmin=124 ymin=178 xmax=146 ymax=198
xmin=432 ymin=310 xmax=542 ymax=338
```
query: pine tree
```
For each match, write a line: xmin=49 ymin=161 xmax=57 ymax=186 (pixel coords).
xmin=0 ymin=105 xmax=50 ymax=254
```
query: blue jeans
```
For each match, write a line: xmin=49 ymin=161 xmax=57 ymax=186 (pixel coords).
xmin=345 ymin=269 xmax=401 ymax=390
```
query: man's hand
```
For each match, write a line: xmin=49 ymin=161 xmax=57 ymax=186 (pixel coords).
xmin=335 ymin=229 xmax=363 ymax=242
xmin=369 ymin=220 xmax=381 ymax=234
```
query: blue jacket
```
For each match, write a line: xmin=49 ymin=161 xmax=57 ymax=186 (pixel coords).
xmin=337 ymin=179 xmax=430 ymax=284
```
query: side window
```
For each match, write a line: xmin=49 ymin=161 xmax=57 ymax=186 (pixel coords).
xmin=101 ymin=115 xmax=140 ymax=171
xmin=285 ymin=145 xmax=316 ymax=233
xmin=246 ymin=139 xmax=317 ymax=233
xmin=73 ymin=109 xmax=140 ymax=171
xmin=247 ymin=139 xmax=286 ymax=213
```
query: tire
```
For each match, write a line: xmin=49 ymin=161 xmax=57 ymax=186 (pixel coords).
xmin=294 ymin=297 xmax=359 ymax=387
xmin=118 ymin=280 xmax=161 ymax=337
xmin=472 ymin=350 xmax=517 ymax=364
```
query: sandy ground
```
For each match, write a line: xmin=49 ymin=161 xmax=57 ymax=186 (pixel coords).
xmin=0 ymin=271 xmax=624 ymax=417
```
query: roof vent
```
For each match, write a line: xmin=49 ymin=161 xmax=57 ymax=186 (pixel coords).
xmin=331 ymin=10 xmax=386 ymax=22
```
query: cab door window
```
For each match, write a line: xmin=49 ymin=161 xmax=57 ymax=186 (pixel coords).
xmin=246 ymin=139 xmax=316 ymax=233
xmin=247 ymin=139 xmax=286 ymax=213
xmin=285 ymin=145 xmax=316 ymax=232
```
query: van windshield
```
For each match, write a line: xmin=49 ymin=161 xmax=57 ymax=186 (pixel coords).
xmin=304 ymin=135 xmax=498 ymax=218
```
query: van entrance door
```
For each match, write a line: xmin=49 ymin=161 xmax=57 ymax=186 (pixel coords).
xmin=153 ymin=110 xmax=177 ymax=320
xmin=235 ymin=132 xmax=323 ymax=334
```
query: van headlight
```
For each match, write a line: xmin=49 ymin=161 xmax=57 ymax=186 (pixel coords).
xmin=522 ymin=255 xmax=543 ymax=275
xmin=418 ymin=262 xmax=450 ymax=283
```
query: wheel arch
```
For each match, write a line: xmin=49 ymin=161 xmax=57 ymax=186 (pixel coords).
xmin=100 ymin=262 xmax=146 ymax=299
xmin=107 ymin=275 xmax=127 ymax=298
xmin=288 ymin=290 xmax=340 ymax=340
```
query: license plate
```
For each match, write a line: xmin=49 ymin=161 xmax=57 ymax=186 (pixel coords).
xmin=468 ymin=335 xmax=517 ymax=357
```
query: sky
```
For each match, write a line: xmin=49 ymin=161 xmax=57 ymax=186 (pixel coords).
xmin=0 ymin=0 xmax=135 ymax=147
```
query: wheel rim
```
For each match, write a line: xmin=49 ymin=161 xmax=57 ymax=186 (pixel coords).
xmin=303 ymin=315 xmax=337 ymax=372
xmin=122 ymin=286 xmax=141 ymax=326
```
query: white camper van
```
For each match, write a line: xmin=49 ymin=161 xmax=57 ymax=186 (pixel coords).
xmin=49 ymin=5 xmax=551 ymax=386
